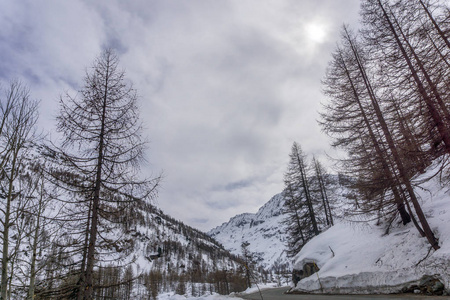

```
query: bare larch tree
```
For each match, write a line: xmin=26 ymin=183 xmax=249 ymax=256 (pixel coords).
xmin=55 ymin=49 xmax=160 ymax=299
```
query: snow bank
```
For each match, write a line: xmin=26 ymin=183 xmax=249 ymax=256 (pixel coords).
xmin=292 ymin=168 xmax=450 ymax=294
xmin=157 ymin=284 xmax=285 ymax=300
xmin=239 ymin=283 xmax=286 ymax=295
xmin=158 ymin=292 xmax=243 ymax=300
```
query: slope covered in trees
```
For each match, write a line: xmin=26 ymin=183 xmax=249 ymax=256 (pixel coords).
xmin=291 ymin=164 xmax=450 ymax=294
xmin=0 ymin=52 xmax=248 ymax=299
xmin=0 ymin=141 xmax=248 ymax=299
xmin=320 ymin=0 xmax=450 ymax=250
xmin=208 ymin=170 xmax=348 ymax=279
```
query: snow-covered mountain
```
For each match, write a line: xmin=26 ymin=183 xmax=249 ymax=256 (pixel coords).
xmin=3 ymin=145 xmax=248 ymax=299
xmin=208 ymin=193 xmax=290 ymax=271
xmin=207 ymin=174 xmax=351 ymax=273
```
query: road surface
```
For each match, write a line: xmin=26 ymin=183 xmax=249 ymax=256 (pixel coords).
xmin=241 ymin=287 xmax=450 ymax=300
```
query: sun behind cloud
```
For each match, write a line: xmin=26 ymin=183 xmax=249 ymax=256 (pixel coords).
xmin=304 ymin=21 xmax=327 ymax=43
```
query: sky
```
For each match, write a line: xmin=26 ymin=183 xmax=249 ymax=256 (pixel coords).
xmin=0 ymin=0 xmax=360 ymax=232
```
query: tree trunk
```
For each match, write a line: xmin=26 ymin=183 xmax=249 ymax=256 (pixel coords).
xmin=314 ymin=158 xmax=333 ymax=226
xmin=1 ymin=150 xmax=18 ymax=300
xmin=83 ymin=57 xmax=110 ymax=300
xmin=347 ymin=23 xmax=439 ymax=249
xmin=27 ymin=180 xmax=45 ymax=300
xmin=290 ymin=187 xmax=306 ymax=245
xmin=338 ymin=41 xmax=411 ymax=225
xmin=77 ymin=199 xmax=92 ymax=300
xmin=294 ymin=150 xmax=319 ymax=235
xmin=376 ymin=0 xmax=450 ymax=154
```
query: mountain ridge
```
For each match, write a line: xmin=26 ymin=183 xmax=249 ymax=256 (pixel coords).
xmin=208 ymin=193 xmax=290 ymax=272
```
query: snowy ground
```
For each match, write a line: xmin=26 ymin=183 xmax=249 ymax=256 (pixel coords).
xmin=292 ymin=164 xmax=450 ymax=294
xmin=158 ymin=293 xmax=240 ymax=300
xmin=158 ymin=284 xmax=282 ymax=300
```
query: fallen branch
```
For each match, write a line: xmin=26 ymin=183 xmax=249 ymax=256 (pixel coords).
xmin=416 ymin=245 xmax=434 ymax=266
xmin=329 ymin=246 xmax=335 ymax=257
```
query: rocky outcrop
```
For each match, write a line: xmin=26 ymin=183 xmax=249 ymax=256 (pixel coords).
xmin=292 ymin=263 xmax=320 ymax=286
xmin=401 ymin=275 xmax=446 ymax=296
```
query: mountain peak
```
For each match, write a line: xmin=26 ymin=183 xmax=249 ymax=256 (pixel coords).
xmin=208 ymin=192 xmax=289 ymax=271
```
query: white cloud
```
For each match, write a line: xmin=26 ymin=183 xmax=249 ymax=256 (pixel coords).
xmin=0 ymin=0 xmax=360 ymax=231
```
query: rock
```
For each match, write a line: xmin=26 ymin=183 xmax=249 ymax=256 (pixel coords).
xmin=401 ymin=284 xmax=418 ymax=294
xmin=401 ymin=275 xmax=445 ymax=296
xmin=432 ymin=281 xmax=444 ymax=295
xmin=418 ymin=275 xmax=445 ymax=295
xmin=419 ymin=275 xmax=435 ymax=286
xmin=292 ymin=262 xmax=320 ymax=286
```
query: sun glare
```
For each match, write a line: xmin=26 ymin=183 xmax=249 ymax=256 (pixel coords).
xmin=305 ymin=22 xmax=327 ymax=43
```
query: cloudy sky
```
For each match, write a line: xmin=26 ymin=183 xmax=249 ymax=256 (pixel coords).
xmin=0 ymin=0 xmax=360 ymax=231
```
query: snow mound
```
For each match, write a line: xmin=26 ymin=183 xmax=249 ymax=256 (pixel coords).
xmin=292 ymin=171 xmax=450 ymax=294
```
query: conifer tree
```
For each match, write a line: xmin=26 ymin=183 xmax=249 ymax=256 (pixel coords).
xmin=320 ymin=0 xmax=447 ymax=249
xmin=282 ymin=142 xmax=319 ymax=257
xmin=312 ymin=157 xmax=333 ymax=226
xmin=55 ymin=49 xmax=160 ymax=299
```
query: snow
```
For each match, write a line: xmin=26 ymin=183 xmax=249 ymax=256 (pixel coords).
xmin=208 ymin=175 xmax=349 ymax=273
xmin=158 ymin=292 xmax=242 ymax=300
xmin=206 ymin=163 xmax=450 ymax=295
xmin=292 ymin=164 xmax=450 ymax=294
xmin=208 ymin=193 xmax=290 ymax=270
xmin=239 ymin=283 xmax=287 ymax=294
xmin=157 ymin=284 xmax=284 ymax=300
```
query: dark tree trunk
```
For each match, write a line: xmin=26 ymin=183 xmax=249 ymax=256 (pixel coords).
xmin=346 ymin=23 xmax=439 ymax=249
xmin=375 ymin=0 xmax=450 ymax=154
xmin=294 ymin=149 xmax=320 ymax=235
xmin=337 ymin=40 xmax=411 ymax=225
xmin=83 ymin=56 xmax=110 ymax=300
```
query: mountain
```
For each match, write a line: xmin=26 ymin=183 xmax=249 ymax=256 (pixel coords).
xmin=3 ymin=145 xmax=248 ymax=299
xmin=208 ymin=193 xmax=290 ymax=272
xmin=207 ymin=174 xmax=353 ymax=274
xmin=132 ymin=203 xmax=245 ymax=273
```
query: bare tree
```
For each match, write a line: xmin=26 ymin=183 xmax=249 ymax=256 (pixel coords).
xmin=20 ymin=161 xmax=63 ymax=300
xmin=240 ymin=241 xmax=253 ymax=289
xmin=282 ymin=142 xmax=319 ymax=257
xmin=311 ymin=157 xmax=334 ymax=226
xmin=55 ymin=49 xmax=160 ymax=299
xmin=0 ymin=81 xmax=39 ymax=300
xmin=362 ymin=0 xmax=450 ymax=155
xmin=281 ymin=184 xmax=306 ymax=258
xmin=290 ymin=143 xmax=319 ymax=235
xmin=320 ymin=31 xmax=412 ymax=226
xmin=360 ymin=0 xmax=442 ymax=249
xmin=322 ymin=10 xmax=442 ymax=249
